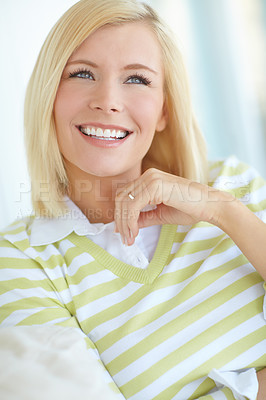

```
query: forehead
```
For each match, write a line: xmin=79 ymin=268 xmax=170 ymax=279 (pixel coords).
xmin=68 ymin=22 xmax=163 ymax=69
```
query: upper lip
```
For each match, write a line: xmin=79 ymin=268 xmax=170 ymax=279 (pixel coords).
xmin=77 ymin=122 xmax=133 ymax=132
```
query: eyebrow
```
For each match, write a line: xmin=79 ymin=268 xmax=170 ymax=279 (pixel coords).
xmin=67 ymin=60 xmax=158 ymax=74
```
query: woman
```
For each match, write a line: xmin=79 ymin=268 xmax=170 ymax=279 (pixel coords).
xmin=0 ymin=0 xmax=265 ymax=399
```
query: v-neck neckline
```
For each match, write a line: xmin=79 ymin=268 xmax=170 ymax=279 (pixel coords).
xmin=67 ymin=224 xmax=177 ymax=284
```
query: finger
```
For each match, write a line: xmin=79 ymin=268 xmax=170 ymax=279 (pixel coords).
xmin=117 ymin=188 xmax=143 ymax=245
xmin=121 ymin=206 xmax=132 ymax=245
xmin=115 ymin=188 xmax=139 ymax=245
xmin=125 ymin=207 xmax=140 ymax=245
xmin=114 ymin=190 xmax=126 ymax=244
xmin=115 ymin=171 xmax=165 ymax=244
xmin=125 ymin=183 xmax=152 ymax=244
xmin=119 ymin=192 xmax=140 ymax=245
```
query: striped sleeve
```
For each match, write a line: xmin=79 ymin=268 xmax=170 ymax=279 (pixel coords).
xmin=210 ymin=156 xmax=266 ymax=322
xmin=0 ymin=233 xmax=81 ymax=330
xmin=196 ymin=388 xmax=238 ymax=400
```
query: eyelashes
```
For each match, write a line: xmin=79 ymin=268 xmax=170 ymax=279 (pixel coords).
xmin=126 ymin=74 xmax=152 ymax=86
xmin=69 ymin=68 xmax=94 ymax=80
xmin=68 ymin=68 xmax=152 ymax=86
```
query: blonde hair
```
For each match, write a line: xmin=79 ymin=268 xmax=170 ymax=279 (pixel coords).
xmin=24 ymin=0 xmax=208 ymax=217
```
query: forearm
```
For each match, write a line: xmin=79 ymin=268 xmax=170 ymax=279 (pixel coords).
xmin=257 ymin=368 xmax=266 ymax=400
xmin=215 ymin=193 xmax=266 ymax=280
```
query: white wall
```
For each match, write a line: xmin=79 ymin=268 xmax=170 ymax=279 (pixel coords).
xmin=0 ymin=0 xmax=77 ymax=227
xmin=156 ymin=0 xmax=266 ymax=173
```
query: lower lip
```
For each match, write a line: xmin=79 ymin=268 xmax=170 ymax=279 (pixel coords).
xmin=77 ymin=127 xmax=132 ymax=148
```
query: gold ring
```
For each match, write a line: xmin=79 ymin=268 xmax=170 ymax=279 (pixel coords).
xmin=128 ymin=192 xmax=135 ymax=200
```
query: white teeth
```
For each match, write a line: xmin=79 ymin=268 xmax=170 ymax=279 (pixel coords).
xmin=117 ymin=130 xmax=126 ymax=138
xmin=80 ymin=126 xmax=129 ymax=139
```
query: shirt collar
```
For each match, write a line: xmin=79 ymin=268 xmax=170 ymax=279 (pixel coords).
xmin=29 ymin=197 xmax=114 ymax=246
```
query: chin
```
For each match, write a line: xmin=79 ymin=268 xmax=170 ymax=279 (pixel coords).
xmin=82 ymin=164 xmax=127 ymax=179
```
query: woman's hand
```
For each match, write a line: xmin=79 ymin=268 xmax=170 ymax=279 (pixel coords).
xmin=114 ymin=168 xmax=266 ymax=281
xmin=114 ymin=168 xmax=233 ymax=245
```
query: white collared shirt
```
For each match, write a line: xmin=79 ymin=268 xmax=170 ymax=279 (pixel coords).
xmin=30 ymin=197 xmax=161 ymax=269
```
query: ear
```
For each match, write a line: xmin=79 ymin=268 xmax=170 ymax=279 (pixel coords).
xmin=156 ymin=101 xmax=168 ymax=132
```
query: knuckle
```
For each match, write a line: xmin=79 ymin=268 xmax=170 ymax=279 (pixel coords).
xmin=145 ymin=167 xmax=159 ymax=178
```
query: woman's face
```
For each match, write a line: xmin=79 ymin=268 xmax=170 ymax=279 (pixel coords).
xmin=54 ymin=22 xmax=167 ymax=180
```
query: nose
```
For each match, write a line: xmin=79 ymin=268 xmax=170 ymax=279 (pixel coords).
xmin=89 ymin=80 xmax=123 ymax=114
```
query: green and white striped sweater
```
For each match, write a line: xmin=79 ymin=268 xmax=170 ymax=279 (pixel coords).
xmin=0 ymin=156 xmax=266 ymax=400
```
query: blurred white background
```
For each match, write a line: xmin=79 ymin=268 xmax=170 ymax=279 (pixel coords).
xmin=0 ymin=0 xmax=265 ymax=227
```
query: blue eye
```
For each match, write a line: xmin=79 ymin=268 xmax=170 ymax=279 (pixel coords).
xmin=126 ymin=74 xmax=152 ymax=86
xmin=69 ymin=69 xmax=94 ymax=79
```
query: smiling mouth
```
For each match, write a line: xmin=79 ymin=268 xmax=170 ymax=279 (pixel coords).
xmin=78 ymin=126 xmax=132 ymax=140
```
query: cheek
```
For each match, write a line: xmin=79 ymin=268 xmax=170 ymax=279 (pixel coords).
xmin=130 ymin=92 xmax=164 ymax=129
xmin=54 ymin=85 xmax=81 ymax=126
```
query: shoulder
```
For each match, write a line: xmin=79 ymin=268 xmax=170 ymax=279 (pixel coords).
xmin=208 ymin=155 xmax=266 ymax=220
xmin=0 ymin=217 xmax=32 ymax=248
xmin=208 ymin=155 xmax=263 ymax=182
xmin=0 ymin=216 xmax=39 ymax=264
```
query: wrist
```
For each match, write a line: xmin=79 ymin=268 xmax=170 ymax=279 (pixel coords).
xmin=208 ymin=190 xmax=241 ymax=230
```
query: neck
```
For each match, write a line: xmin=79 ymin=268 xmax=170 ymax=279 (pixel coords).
xmin=66 ymin=164 xmax=141 ymax=224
